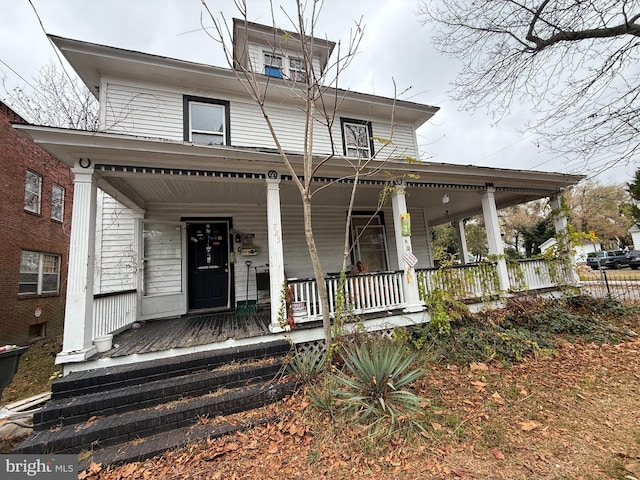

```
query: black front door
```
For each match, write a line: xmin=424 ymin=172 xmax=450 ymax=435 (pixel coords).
xmin=187 ymin=222 xmax=230 ymax=310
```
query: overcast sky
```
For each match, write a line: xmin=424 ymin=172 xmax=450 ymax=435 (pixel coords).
xmin=0 ymin=0 xmax=633 ymax=184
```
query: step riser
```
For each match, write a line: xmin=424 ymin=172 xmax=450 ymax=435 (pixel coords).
xmin=51 ymin=341 xmax=291 ymax=399
xmin=35 ymin=362 xmax=284 ymax=431
xmin=15 ymin=382 xmax=295 ymax=455
xmin=14 ymin=341 xmax=294 ymax=457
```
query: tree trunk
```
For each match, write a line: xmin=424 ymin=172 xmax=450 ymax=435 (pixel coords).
xmin=302 ymin=197 xmax=332 ymax=344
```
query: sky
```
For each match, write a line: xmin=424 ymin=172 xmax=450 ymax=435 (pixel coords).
xmin=0 ymin=0 xmax=634 ymax=184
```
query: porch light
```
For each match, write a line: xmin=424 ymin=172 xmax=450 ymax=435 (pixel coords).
xmin=442 ymin=193 xmax=450 ymax=216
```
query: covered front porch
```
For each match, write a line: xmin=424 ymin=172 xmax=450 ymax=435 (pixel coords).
xmin=74 ymin=255 xmax=576 ymax=373
xmin=14 ymin=127 xmax=584 ymax=373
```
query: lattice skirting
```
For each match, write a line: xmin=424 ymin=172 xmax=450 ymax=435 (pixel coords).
xmin=292 ymin=328 xmax=396 ymax=357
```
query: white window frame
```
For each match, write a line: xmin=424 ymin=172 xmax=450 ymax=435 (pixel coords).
xmin=288 ymin=57 xmax=306 ymax=82
xmin=24 ymin=170 xmax=42 ymax=214
xmin=263 ymin=52 xmax=284 ymax=78
xmin=19 ymin=250 xmax=61 ymax=295
xmin=51 ymin=183 xmax=65 ymax=222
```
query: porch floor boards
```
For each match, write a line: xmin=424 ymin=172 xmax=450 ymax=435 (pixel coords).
xmin=95 ymin=312 xmax=271 ymax=359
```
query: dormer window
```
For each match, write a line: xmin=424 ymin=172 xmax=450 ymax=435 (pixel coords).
xmin=263 ymin=53 xmax=307 ymax=81
xmin=264 ymin=53 xmax=283 ymax=78
xmin=341 ymin=118 xmax=374 ymax=159
xmin=289 ymin=57 xmax=306 ymax=82
xmin=183 ymin=96 xmax=230 ymax=146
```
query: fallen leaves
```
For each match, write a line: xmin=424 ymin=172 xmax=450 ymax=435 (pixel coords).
xmin=519 ymin=420 xmax=541 ymax=431
xmin=82 ymin=336 xmax=640 ymax=480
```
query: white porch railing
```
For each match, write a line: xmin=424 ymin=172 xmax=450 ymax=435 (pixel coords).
xmin=507 ymin=258 xmax=572 ymax=291
xmin=93 ymin=290 xmax=138 ymax=338
xmin=288 ymin=271 xmax=405 ymax=323
xmin=417 ymin=263 xmax=500 ymax=300
xmin=417 ymin=257 xmax=574 ymax=301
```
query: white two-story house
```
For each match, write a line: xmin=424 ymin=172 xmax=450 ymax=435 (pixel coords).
xmin=16 ymin=19 xmax=583 ymax=373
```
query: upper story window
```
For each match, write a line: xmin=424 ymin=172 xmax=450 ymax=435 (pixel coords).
xmin=264 ymin=53 xmax=284 ymax=78
xmin=51 ymin=184 xmax=65 ymax=222
xmin=341 ymin=119 xmax=374 ymax=159
xmin=263 ymin=53 xmax=307 ymax=82
xmin=24 ymin=170 xmax=42 ymax=214
xmin=183 ymin=96 xmax=230 ymax=146
xmin=19 ymin=250 xmax=61 ymax=295
xmin=288 ymin=57 xmax=306 ymax=82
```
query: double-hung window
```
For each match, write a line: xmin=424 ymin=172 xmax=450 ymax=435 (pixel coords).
xmin=341 ymin=119 xmax=373 ymax=159
xmin=184 ymin=96 xmax=230 ymax=146
xmin=24 ymin=170 xmax=42 ymax=214
xmin=288 ymin=57 xmax=306 ymax=82
xmin=51 ymin=184 xmax=64 ymax=222
xmin=264 ymin=53 xmax=284 ymax=78
xmin=19 ymin=250 xmax=61 ymax=295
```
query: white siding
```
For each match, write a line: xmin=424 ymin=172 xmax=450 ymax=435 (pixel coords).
xmin=101 ymin=80 xmax=419 ymax=159
xmin=104 ymin=82 xmax=183 ymax=139
xmin=135 ymin=198 xmax=431 ymax=313
xmin=94 ymin=190 xmax=138 ymax=294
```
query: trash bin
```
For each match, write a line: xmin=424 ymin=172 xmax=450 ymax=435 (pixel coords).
xmin=0 ymin=346 xmax=28 ymax=400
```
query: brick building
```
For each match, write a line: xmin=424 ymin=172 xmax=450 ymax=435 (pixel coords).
xmin=0 ymin=101 xmax=73 ymax=345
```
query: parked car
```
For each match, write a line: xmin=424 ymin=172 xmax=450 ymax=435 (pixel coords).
xmin=586 ymin=250 xmax=629 ymax=270
xmin=627 ymin=249 xmax=640 ymax=270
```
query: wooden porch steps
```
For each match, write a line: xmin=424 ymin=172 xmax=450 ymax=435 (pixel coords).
xmin=13 ymin=340 xmax=295 ymax=466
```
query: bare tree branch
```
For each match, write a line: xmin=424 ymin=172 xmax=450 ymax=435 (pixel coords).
xmin=419 ymin=0 xmax=640 ymax=173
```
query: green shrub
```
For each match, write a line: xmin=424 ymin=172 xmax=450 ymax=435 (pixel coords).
xmin=331 ymin=340 xmax=426 ymax=438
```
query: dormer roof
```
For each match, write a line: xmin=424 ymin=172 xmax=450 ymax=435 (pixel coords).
xmin=232 ymin=18 xmax=336 ymax=74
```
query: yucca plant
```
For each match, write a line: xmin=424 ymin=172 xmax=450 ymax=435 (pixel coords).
xmin=286 ymin=347 xmax=326 ymax=385
xmin=332 ymin=340 xmax=426 ymax=438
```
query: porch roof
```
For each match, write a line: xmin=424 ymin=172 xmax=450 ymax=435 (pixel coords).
xmin=14 ymin=124 xmax=584 ymax=225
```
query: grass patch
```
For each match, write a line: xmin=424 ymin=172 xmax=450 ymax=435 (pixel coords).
xmin=0 ymin=336 xmax=61 ymax=405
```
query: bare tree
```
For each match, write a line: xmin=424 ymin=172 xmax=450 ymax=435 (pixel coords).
xmin=1 ymin=60 xmax=99 ymax=130
xmin=201 ymin=0 xmax=409 ymax=343
xmin=418 ymin=1 xmax=640 ymax=175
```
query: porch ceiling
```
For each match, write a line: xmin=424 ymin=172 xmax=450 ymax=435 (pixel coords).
xmin=14 ymin=125 xmax=584 ymax=224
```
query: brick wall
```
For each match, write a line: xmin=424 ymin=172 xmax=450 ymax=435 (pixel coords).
xmin=0 ymin=102 xmax=73 ymax=345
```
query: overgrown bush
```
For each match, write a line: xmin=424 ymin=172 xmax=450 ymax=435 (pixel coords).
xmin=401 ymin=295 xmax=638 ymax=365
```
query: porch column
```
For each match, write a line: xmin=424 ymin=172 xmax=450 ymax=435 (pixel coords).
xmin=456 ymin=219 xmax=470 ymax=265
xmin=391 ymin=182 xmax=423 ymax=312
xmin=549 ymin=193 xmax=580 ymax=283
xmin=266 ymin=171 xmax=285 ymax=332
xmin=421 ymin=209 xmax=435 ymax=268
xmin=57 ymin=162 xmax=98 ymax=365
xmin=481 ymin=186 xmax=510 ymax=292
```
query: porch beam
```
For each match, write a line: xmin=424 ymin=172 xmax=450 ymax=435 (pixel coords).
xmin=391 ymin=182 xmax=424 ymax=312
xmin=266 ymin=172 xmax=285 ymax=332
xmin=481 ymin=186 xmax=510 ymax=292
xmin=57 ymin=162 xmax=99 ymax=366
